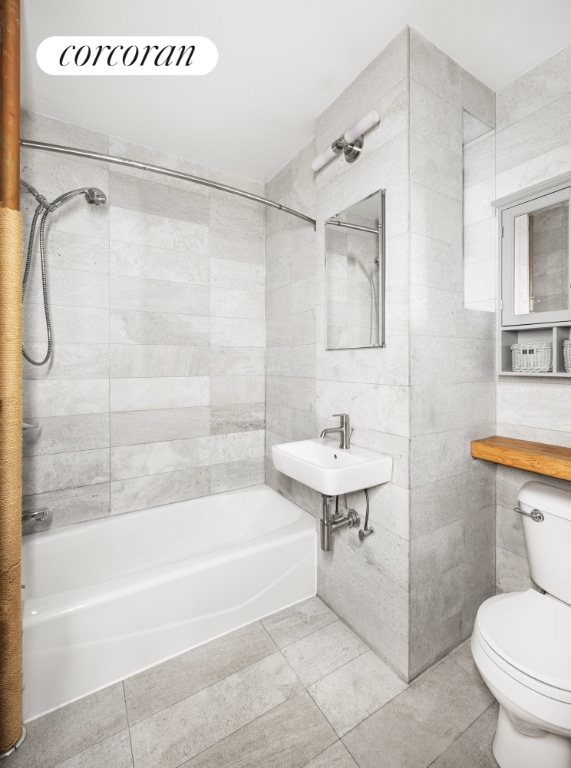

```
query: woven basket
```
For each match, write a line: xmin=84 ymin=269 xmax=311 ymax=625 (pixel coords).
xmin=511 ymin=342 xmax=553 ymax=372
xmin=564 ymin=340 xmax=571 ymax=373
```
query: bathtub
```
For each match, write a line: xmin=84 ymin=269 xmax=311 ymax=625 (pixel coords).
xmin=21 ymin=484 xmax=316 ymax=721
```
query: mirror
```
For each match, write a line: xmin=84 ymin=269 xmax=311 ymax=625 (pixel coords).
xmin=501 ymin=187 xmax=571 ymax=326
xmin=514 ymin=201 xmax=569 ymax=315
xmin=325 ymin=189 xmax=385 ymax=349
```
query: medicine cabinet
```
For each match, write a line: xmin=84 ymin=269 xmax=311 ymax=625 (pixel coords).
xmin=325 ymin=189 xmax=385 ymax=350
xmin=498 ymin=176 xmax=571 ymax=376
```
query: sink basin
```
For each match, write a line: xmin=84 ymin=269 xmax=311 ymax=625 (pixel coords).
xmin=272 ymin=438 xmax=392 ymax=495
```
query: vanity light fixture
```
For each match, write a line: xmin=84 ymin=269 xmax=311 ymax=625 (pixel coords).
xmin=311 ymin=110 xmax=380 ymax=172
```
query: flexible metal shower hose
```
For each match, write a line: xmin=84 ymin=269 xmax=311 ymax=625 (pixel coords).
xmin=22 ymin=203 xmax=53 ymax=366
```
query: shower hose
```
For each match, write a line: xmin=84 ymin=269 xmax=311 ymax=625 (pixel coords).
xmin=21 ymin=198 xmax=53 ymax=366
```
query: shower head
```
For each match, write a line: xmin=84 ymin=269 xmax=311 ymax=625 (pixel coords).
xmin=21 ymin=182 xmax=107 ymax=211
xmin=85 ymin=188 xmax=106 ymax=205
xmin=50 ymin=187 xmax=107 ymax=210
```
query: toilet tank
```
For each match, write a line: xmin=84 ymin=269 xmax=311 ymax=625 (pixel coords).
xmin=518 ymin=481 xmax=571 ymax=605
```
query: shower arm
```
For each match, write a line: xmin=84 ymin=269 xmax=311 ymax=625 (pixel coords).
xmin=20 ymin=139 xmax=316 ymax=229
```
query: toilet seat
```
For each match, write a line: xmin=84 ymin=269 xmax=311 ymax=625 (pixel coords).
xmin=475 ymin=590 xmax=571 ymax=703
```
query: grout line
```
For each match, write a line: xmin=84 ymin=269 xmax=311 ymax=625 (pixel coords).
xmin=127 ymin=639 xmax=280 ymax=729
xmin=341 ymin=732 xmax=363 ymax=766
xmin=120 ymin=682 xmax=137 ymax=768
xmin=306 ymin=648 xmax=409 ymax=739
xmin=425 ymin=701 xmax=499 ymax=768
xmin=266 ymin=614 xmax=339 ymax=651
xmin=304 ymin=644 xmax=371 ymax=690
xmin=449 ymin=656 xmax=488 ymax=687
xmin=257 ymin=617 xmax=281 ymax=651
xmin=297 ymin=739 xmax=354 ymax=768
xmin=166 ymin=688 xmax=309 ymax=768
xmin=40 ymin=729 xmax=130 ymax=768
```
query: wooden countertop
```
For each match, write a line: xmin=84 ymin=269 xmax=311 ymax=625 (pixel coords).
xmin=471 ymin=436 xmax=571 ymax=481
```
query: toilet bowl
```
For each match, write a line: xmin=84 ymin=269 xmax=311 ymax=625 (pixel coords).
xmin=471 ymin=482 xmax=571 ymax=768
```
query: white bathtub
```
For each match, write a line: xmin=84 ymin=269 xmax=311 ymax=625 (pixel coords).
xmin=21 ymin=484 xmax=316 ymax=721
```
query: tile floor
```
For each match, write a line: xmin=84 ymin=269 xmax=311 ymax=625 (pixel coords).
xmin=9 ymin=597 xmax=499 ymax=768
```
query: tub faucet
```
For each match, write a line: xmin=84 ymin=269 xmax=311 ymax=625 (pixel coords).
xmin=22 ymin=508 xmax=50 ymax=523
xmin=320 ymin=413 xmax=352 ymax=449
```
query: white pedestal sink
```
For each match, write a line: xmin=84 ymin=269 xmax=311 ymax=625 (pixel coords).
xmin=272 ymin=437 xmax=392 ymax=496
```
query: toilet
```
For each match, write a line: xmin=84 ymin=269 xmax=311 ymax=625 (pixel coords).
xmin=472 ymin=481 xmax=571 ymax=768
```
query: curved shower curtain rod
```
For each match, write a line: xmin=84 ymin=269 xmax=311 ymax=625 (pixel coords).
xmin=20 ymin=139 xmax=316 ymax=228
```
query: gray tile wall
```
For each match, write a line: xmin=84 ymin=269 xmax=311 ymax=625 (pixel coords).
xmin=24 ymin=28 xmax=569 ymax=687
xmin=266 ymin=29 xmax=413 ymax=678
xmin=265 ymin=137 xmax=319 ymax=514
xmin=408 ymin=30 xmax=497 ymax=677
xmin=21 ymin=112 xmax=266 ymax=529
xmin=265 ymin=28 xmax=499 ymax=681
xmin=495 ymin=42 xmax=571 ymax=591
xmin=315 ymin=29 xmax=412 ymax=677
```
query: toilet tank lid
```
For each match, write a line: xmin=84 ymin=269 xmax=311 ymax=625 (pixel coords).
xmin=518 ymin=481 xmax=571 ymax=522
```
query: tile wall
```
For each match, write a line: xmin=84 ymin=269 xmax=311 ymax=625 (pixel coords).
xmin=266 ymin=28 xmax=498 ymax=679
xmin=407 ymin=31 xmax=497 ymax=677
xmin=266 ymin=29 xmax=413 ymax=677
xmin=21 ymin=110 xmax=266 ymax=528
xmin=315 ymin=29 xmax=412 ymax=676
xmin=22 ymin=26 xmax=571 ymax=685
xmin=264 ymin=136 xmax=318 ymax=514
xmin=494 ymin=42 xmax=571 ymax=591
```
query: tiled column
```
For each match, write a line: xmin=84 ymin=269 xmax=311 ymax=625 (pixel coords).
xmin=408 ymin=31 xmax=496 ymax=676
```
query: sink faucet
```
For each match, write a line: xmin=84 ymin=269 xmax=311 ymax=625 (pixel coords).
xmin=320 ymin=413 xmax=352 ymax=449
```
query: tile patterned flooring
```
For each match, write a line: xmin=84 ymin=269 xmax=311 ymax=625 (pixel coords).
xmin=10 ymin=598 xmax=499 ymax=768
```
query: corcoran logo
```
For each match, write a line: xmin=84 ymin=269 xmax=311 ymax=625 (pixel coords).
xmin=37 ymin=36 xmax=218 ymax=76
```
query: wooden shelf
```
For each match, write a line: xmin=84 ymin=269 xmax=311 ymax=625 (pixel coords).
xmin=471 ymin=436 xmax=571 ymax=481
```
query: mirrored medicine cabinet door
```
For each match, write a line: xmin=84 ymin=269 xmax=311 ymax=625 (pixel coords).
xmin=325 ymin=189 xmax=385 ymax=350
xmin=501 ymin=186 xmax=571 ymax=326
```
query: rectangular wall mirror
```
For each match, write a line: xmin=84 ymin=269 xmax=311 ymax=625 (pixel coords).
xmin=325 ymin=189 xmax=385 ymax=350
xmin=501 ymin=187 xmax=571 ymax=326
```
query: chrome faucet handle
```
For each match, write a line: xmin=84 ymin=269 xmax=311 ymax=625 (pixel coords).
xmin=333 ymin=413 xmax=349 ymax=423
